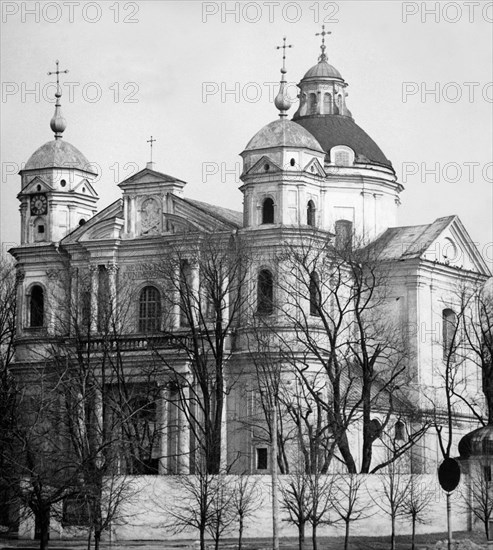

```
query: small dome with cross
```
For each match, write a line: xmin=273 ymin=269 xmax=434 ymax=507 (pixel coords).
xmin=303 ymin=60 xmax=343 ymax=81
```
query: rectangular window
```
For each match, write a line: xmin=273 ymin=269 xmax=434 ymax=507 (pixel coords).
xmin=485 ymin=465 xmax=491 ymax=482
xmin=256 ymin=447 xmax=268 ymax=470
xmin=37 ymin=225 xmax=45 ymax=234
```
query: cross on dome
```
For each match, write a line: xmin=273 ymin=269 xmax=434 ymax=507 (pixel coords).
xmin=315 ymin=25 xmax=331 ymax=62
xmin=47 ymin=60 xmax=69 ymax=140
xmin=48 ymin=60 xmax=69 ymax=98
xmin=276 ymin=36 xmax=292 ymax=74
xmin=147 ymin=135 xmax=157 ymax=163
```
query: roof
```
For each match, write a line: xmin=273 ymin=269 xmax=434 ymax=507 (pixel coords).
xmin=120 ymin=167 xmax=186 ymax=186
xmin=365 ymin=217 xmax=456 ymax=261
xmin=459 ymin=425 xmax=493 ymax=458
xmin=23 ymin=139 xmax=96 ymax=174
xmin=179 ymin=198 xmax=243 ymax=228
xmin=243 ymin=118 xmax=324 ymax=154
xmin=303 ymin=60 xmax=343 ymax=80
xmin=293 ymin=115 xmax=392 ymax=168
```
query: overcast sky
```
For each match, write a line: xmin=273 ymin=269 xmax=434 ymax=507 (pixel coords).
xmin=1 ymin=0 xmax=492 ymax=267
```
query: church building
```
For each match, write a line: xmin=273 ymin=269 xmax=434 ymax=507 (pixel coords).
xmin=8 ymin=31 xmax=490 ymax=539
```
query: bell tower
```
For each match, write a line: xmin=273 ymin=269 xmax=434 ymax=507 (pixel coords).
xmin=17 ymin=61 xmax=99 ymax=245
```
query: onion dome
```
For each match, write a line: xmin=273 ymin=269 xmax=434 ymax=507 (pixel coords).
xmin=458 ymin=424 xmax=493 ymax=459
xmin=50 ymin=90 xmax=67 ymax=138
xmin=243 ymin=118 xmax=324 ymax=154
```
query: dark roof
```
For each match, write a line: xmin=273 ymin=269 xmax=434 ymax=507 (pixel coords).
xmin=459 ymin=425 xmax=493 ymax=458
xmin=293 ymin=115 xmax=392 ymax=168
xmin=180 ymin=198 xmax=243 ymax=228
xmin=364 ymin=217 xmax=456 ymax=261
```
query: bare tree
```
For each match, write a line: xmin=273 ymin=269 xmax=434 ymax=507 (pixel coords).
xmin=280 ymin=472 xmax=311 ymax=550
xmin=166 ymin=470 xmax=233 ymax=550
xmin=462 ymin=465 xmax=493 ymax=540
xmin=371 ymin=460 xmax=411 ymax=550
xmin=331 ymin=474 xmax=368 ymax=550
xmin=0 ymin=256 xmax=17 ymax=530
xmin=153 ymin=231 xmax=252 ymax=474
xmin=401 ymin=474 xmax=433 ymax=550
xmin=273 ymin=232 xmax=427 ymax=473
xmin=230 ymin=476 xmax=263 ymax=550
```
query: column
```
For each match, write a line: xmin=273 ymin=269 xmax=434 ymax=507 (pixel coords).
xmin=107 ymin=263 xmax=119 ymax=326
xmin=130 ymin=196 xmax=136 ymax=235
xmin=123 ymin=196 xmax=129 ymax=233
xmin=158 ymin=386 xmax=169 ymax=474
xmin=90 ymin=265 xmax=99 ymax=333
xmin=46 ymin=270 xmax=58 ymax=334
xmin=222 ymin=275 xmax=230 ymax=324
xmin=178 ymin=384 xmax=190 ymax=474
xmin=220 ymin=382 xmax=228 ymax=472
xmin=173 ymin=265 xmax=181 ymax=329
xmin=190 ymin=261 xmax=200 ymax=326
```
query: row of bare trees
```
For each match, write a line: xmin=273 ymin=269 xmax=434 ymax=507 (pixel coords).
xmin=1 ymin=224 xmax=491 ymax=547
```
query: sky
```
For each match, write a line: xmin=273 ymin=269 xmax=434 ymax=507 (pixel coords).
xmin=1 ymin=0 xmax=492 ymax=267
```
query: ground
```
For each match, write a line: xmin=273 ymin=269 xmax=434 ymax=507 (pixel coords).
xmin=0 ymin=531 xmax=488 ymax=550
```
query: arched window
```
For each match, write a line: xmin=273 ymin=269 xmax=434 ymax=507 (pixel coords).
xmin=307 ymin=200 xmax=316 ymax=226
xmin=369 ymin=419 xmax=382 ymax=440
xmin=323 ymin=92 xmax=332 ymax=114
xmin=334 ymin=151 xmax=350 ymax=166
xmin=442 ymin=309 xmax=457 ymax=362
xmin=262 ymin=198 xmax=274 ymax=224
xmin=309 ymin=93 xmax=318 ymax=115
xmin=394 ymin=421 xmax=405 ymax=441
xmin=309 ymin=271 xmax=320 ymax=317
xmin=30 ymin=285 xmax=44 ymax=327
xmin=139 ymin=286 xmax=161 ymax=333
xmin=335 ymin=220 xmax=353 ymax=251
xmin=257 ymin=269 xmax=273 ymax=315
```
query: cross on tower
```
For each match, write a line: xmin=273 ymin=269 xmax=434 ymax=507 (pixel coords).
xmin=276 ymin=37 xmax=293 ymax=72
xmin=315 ymin=25 xmax=332 ymax=62
xmin=147 ymin=135 xmax=156 ymax=163
xmin=47 ymin=60 xmax=69 ymax=95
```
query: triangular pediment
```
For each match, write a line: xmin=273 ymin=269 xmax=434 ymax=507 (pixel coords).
xmin=118 ymin=168 xmax=186 ymax=188
xmin=19 ymin=176 xmax=53 ymax=196
xmin=72 ymin=179 xmax=98 ymax=198
xmin=303 ymin=157 xmax=326 ymax=177
xmin=421 ymin=216 xmax=490 ymax=275
xmin=246 ymin=155 xmax=283 ymax=176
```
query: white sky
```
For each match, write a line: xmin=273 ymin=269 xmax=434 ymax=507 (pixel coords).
xmin=1 ymin=0 xmax=492 ymax=267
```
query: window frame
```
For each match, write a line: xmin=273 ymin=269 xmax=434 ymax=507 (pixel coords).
xmin=138 ymin=285 xmax=162 ymax=333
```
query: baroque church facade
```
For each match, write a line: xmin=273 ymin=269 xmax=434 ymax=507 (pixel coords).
xmin=8 ymin=35 xmax=490 ymax=534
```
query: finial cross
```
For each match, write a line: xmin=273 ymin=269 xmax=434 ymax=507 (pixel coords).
xmin=315 ymin=25 xmax=332 ymax=61
xmin=276 ymin=37 xmax=293 ymax=72
xmin=147 ymin=135 xmax=156 ymax=163
xmin=47 ymin=60 xmax=69 ymax=93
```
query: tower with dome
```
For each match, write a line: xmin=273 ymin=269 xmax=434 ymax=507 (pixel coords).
xmin=7 ymin=34 xmax=490 ymax=541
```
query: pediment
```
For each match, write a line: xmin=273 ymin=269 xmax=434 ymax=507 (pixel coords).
xmin=422 ymin=216 xmax=490 ymax=275
xmin=246 ymin=155 xmax=283 ymax=176
xmin=72 ymin=179 xmax=98 ymax=197
xmin=19 ymin=176 xmax=53 ymax=196
xmin=79 ymin=217 xmax=124 ymax=241
xmin=118 ymin=168 xmax=186 ymax=188
xmin=303 ymin=157 xmax=326 ymax=177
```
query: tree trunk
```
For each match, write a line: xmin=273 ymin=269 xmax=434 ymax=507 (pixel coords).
xmin=94 ymin=529 xmax=101 ymax=550
xmin=391 ymin=515 xmax=395 ymax=550
xmin=312 ymin=523 xmax=317 ymax=550
xmin=238 ymin=515 xmax=244 ymax=550
xmin=37 ymin=506 xmax=50 ymax=550
xmin=337 ymin=431 xmax=357 ymax=474
xmin=200 ymin=527 xmax=206 ymax=550
xmin=344 ymin=520 xmax=350 ymax=550
xmin=298 ymin=523 xmax=305 ymax=550
xmin=411 ymin=517 xmax=416 ymax=550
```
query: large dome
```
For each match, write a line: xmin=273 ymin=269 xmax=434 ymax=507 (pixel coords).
xmin=303 ymin=60 xmax=343 ymax=81
xmin=294 ymin=115 xmax=392 ymax=168
xmin=24 ymin=139 xmax=96 ymax=174
xmin=243 ymin=119 xmax=324 ymax=154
